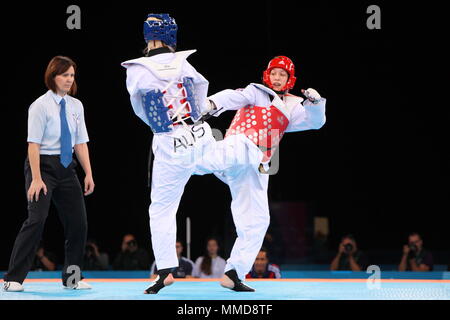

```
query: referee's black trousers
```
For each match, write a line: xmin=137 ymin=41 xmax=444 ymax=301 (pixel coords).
xmin=4 ymin=155 xmax=88 ymax=285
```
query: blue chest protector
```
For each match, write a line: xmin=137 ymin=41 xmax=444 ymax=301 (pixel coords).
xmin=141 ymin=77 xmax=202 ymax=134
xmin=142 ymin=89 xmax=173 ymax=133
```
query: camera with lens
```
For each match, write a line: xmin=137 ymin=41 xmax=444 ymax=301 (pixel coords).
xmin=408 ymin=243 xmax=418 ymax=259
xmin=126 ymin=240 xmax=137 ymax=249
xmin=344 ymin=243 xmax=353 ymax=254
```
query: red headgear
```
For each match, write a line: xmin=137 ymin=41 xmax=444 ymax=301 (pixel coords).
xmin=262 ymin=56 xmax=297 ymax=92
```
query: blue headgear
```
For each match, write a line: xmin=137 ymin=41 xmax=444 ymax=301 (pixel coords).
xmin=144 ymin=13 xmax=178 ymax=48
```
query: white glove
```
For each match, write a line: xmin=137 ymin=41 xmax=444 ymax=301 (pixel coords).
xmin=302 ymin=88 xmax=322 ymax=104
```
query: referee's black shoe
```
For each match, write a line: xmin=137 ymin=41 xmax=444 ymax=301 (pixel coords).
xmin=220 ymin=269 xmax=255 ymax=292
xmin=144 ymin=268 xmax=174 ymax=294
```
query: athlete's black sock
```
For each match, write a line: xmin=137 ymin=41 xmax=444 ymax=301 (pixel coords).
xmin=144 ymin=268 xmax=173 ymax=294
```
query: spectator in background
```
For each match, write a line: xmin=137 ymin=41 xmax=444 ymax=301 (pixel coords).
xmin=246 ymin=247 xmax=281 ymax=279
xmin=330 ymin=234 xmax=368 ymax=271
xmin=262 ymin=231 xmax=284 ymax=265
xmin=150 ymin=241 xmax=194 ymax=278
xmin=31 ymin=242 xmax=57 ymax=271
xmin=399 ymin=232 xmax=433 ymax=271
xmin=83 ymin=239 xmax=110 ymax=270
xmin=113 ymin=234 xmax=150 ymax=270
xmin=193 ymin=238 xmax=226 ymax=278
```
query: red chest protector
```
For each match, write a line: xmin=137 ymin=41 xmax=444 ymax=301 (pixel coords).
xmin=225 ymin=104 xmax=290 ymax=162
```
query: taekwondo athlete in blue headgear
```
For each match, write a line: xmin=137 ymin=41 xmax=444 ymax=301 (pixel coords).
xmin=144 ymin=13 xmax=178 ymax=49
xmin=121 ymin=13 xmax=216 ymax=294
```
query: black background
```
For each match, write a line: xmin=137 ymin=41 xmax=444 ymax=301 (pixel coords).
xmin=0 ymin=1 xmax=448 ymax=269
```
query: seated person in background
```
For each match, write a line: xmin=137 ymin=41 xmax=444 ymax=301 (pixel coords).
xmin=83 ymin=239 xmax=110 ymax=270
xmin=31 ymin=242 xmax=57 ymax=271
xmin=399 ymin=232 xmax=433 ymax=271
xmin=150 ymin=240 xmax=194 ymax=278
xmin=246 ymin=247 xmax=281 ymax=279
xmin=112 ymin=234 xmax=150 ymax=270
xmin=193 ymin=238 xmax=226 ymax=278
xmin=262 ymin=232 xmax=284 ymax=265
xmin=330 ymin=234 xmax=368 ymax=271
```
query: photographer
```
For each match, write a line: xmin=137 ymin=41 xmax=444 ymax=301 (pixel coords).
xmin=330 ymin=234 xmax=368 ymax=271
xmin=398 ymin=232 xmax=433 ymax=271
xmin=83 ymin=239 xmax=109 ymax=270
xmin=113 ymin=234 xmax=150 ymax=270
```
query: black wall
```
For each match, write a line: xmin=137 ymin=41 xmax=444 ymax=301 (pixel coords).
xmin=1 ymin=1 xmax=448 ymax=269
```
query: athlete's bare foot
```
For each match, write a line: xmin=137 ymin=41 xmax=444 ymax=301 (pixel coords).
xmin=163 ymin=273 xmax=175 ymax=286
xmin=220 ymin=274 xmax=235 ymax=289
xmin=220 ymin=270 xmax=255 ymax=292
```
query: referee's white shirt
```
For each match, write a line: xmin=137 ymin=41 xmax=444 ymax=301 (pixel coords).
xmin=27 ymin=90 xmax=89 ymax=155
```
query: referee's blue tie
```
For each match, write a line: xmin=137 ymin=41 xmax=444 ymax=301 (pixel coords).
xmin=59 ymin=98 xmax=72 ymax=168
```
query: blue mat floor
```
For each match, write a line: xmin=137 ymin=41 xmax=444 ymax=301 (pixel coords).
xmin=1 ymin=280 xmax=449 ymax=300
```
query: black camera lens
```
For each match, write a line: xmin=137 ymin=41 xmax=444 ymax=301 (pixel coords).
xmin=127 ymin=240 xmax=137 ymax=247
xmin=408 ymin=244 xmax=417 ymax=259
xmin=344 ymin=243 xmax=353 ymax=252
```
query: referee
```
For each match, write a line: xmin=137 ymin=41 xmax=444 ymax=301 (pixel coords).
xmin=3 ymin=56 xmax=94 ymax=292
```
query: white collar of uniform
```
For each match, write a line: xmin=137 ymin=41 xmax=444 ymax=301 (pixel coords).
xmin=250 ymin=83 xmax=291 ymax=119
xmin=49 ymin=90 xmax=68 ymax=105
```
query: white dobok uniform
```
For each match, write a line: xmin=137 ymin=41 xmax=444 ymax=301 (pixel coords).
xmin=194 ymin=83 xmax=326 ymax=280
xmin=122 ymin=50 xmax=215 ymax=270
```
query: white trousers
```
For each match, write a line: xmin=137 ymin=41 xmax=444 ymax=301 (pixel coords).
xmin=194 ymin=134 xmax=270 ymax=280
xmin=149 ymin=123 xmax=215 ymax=270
